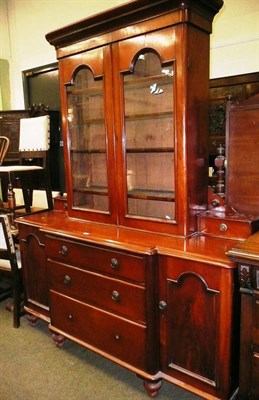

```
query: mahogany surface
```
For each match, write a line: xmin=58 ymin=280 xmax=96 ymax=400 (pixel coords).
xmin=48 ymin=0 xmax=223 ymax=237
xmin=228 ymin=233 xmax=259 ymax=399
xmin=18 ymin=211 xmax=239 ymax=399
xmin=225 ymin=94 xmax=259 ymax=215
xmin=17 ymin=1 xmax=243 ymax=399
xmin=18 ymin=211 xmax=238 ymax=265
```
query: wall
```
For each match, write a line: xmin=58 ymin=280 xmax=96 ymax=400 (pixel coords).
xmin=210 ymin=0 xmax=259 ymax=79
xmin=0 ymin=0 xmax=258 ymax=110
xmin=0 ymin=0 xmax=129 ymax=109
xmin=0 ymin=0 xmax=11 ymax=109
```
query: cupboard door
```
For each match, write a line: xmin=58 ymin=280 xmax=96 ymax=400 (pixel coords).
xmin=113 ymin=28 xmax=177 ymax=234
xmin=159 ymin=256 xmax=237 ymax=399
xmin=59 ymin=46 xmax=117 ymax=223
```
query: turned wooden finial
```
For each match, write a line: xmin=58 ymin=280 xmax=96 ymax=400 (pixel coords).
xmin=214 ymin=143 xmax=225 ymax=197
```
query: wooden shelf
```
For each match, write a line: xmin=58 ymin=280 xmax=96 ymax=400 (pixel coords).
xmin=124 ymin=74 xmax=173 ymax=88
xmin=71 ymin=149 xmax=106 ymax=154
xmin=73 ymin=186 xmax=108 ymax=196
xmin=126 ymin=147 xmax=174 ymax=153
xmin=69 ymin=118 xmax=104 ymax=125
xmin=128 ymin=189 xmax=175 ymax=202
xmin=67 ymin=86 xmax=103 ymax=96
xmin=125 ymin=111 xmax=172 ymax=121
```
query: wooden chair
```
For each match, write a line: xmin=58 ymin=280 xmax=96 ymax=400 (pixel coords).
xmin=0 ymin=115 xmax=53 ymax=220
xmin=0 ymin=136 xmax=10 ymax=165
xmin=0 ymin=214 xmax=23 ymax=328
xmin=0 ymin=137 xmax=10 ymax=203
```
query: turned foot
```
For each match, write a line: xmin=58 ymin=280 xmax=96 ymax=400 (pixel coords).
xmin=51 ymin=333 xmax=66 ymax=348
xmin=143 ymin=379 xmax=162 ymax=397
xmin=26 ymin=314 xmax=39 ymax=327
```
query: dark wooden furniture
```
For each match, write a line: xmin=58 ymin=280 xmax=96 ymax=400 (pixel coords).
xmin=227 ymin=233 xmax=259 ymax=400
xmin=0 ymin=136 xmax=10 ymax=165
xmin=18 ymin=212 xmax=239 ymax=399
xmin=209 ymin=72 xmax=259 ymax=159
xmin=225 ymin=93 xmax=259 ymax=215
xmin=202 ymin=92 xmax=259 ymax=399
xmin=0 ymin=109 xmax=62 ymax=192
xmin=0 ymin=110 xmax=29 ymax=164
xmin=17 ymin=1 xmax=245 ymax=399
xmin=0 ymin=214 xmax=23 ymax=328
xmin=0 ymin=115 xmax=54 ymax=225
xmin=203 ymin=92 xmax=259 ymax=235
xmin=208 ymin=72 xmax=259 ymax=188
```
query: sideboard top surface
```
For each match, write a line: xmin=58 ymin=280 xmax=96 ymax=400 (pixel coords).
xmin=227 ymin=230 xmax=259 ymax=262
xmin=17 ymin=211 xmax=237 ymax=268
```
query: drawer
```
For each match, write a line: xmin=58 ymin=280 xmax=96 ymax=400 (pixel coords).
xmin=50 ymin=291 xmax=147 ymax=370
xmin=198 ymin=214 xmax=257 ymax=240
xmin=48 ymin=260 xmax=146 ymax=323
xmin=45 ymin=236 xmax=146 ymax=283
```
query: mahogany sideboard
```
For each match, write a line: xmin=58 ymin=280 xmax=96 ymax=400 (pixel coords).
xmin=16 ymin=0 xmax=253 ymax=399
xmin=18 ymin=210 xmax=241 ymax=399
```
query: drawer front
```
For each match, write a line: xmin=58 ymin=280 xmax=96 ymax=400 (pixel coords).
xmin=50 ymin=291 xmax=147 ymax=370
xmin=46 ymin=236 xmax=145 ymax=283
xmin=48 ymin=260 xmax=146 ymax=323
xmin=198 ymin=216 xmax=253 ymax=240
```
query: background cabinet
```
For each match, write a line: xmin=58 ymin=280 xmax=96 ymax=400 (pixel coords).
xmin=228 ymin=233 xmax=259 ymax=399
xmin=0 ymin=109 xmax=62 ymax=192
xmin=209 ymin=72 xmax=259 ymax=157
xmin=0 ymin=110 xmax=29 ymax=164
xmin=208 ymin=71 xmax=259 ymax=188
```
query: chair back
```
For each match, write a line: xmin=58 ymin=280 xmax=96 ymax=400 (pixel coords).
xmin=19 ymin=115 xmax=50 ymax=168
xmin=0 ymin=214 xmax=23 ymax=328
xmin=0 ymin=136 xmax=10 ymax=165
xmin=0 ymin=214 xmax=17 ymax=264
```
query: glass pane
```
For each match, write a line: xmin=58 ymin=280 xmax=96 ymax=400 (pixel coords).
xmin=67 ymin=68 xmax=109 ymax=212
xmin=124 ymin=52 xmax=175 ymax=221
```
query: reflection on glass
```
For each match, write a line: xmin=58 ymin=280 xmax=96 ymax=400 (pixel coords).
xmin=123 ymin=52 xmax=175 ymax=220
xmin=67 ymin=68 xmax=109 ymax=212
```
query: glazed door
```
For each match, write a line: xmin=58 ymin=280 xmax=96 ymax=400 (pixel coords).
xmin=59 ymin=46 xmax=117 ymax=223
xmin=113 ymin=27 xmax=185 ymax=235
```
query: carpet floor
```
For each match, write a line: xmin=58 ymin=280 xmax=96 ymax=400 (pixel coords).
xmin=0 ymin=299 xmax=202 ymax=400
